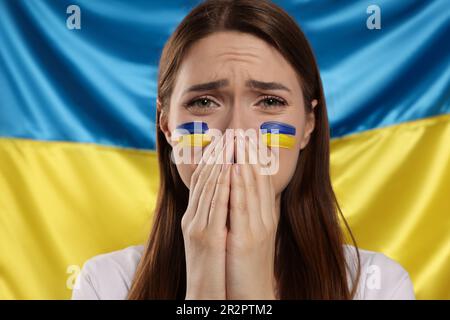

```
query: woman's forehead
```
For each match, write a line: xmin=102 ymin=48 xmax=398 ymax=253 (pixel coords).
xmin=184 ymin=32 xmax=290 ymax=70
xmin=176 ymin=32 xmax=300 ymax=93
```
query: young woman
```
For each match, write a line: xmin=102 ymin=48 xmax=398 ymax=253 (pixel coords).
xmin=72 ymin=0 xmax=415 ymax=300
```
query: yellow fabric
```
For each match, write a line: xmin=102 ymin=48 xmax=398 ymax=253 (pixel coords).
xmin=0 ymin=139 xmax=159 ymax=299
xmin=0 ymin=113 xmax=449 ymax=299
xmin=331 ymin=113 xmax=450 ymax=300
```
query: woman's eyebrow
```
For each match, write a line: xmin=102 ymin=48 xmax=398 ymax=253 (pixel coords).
xmin=183 ymin=79 xmax=229 ymax=94
xmin=183 ymin=78 xmax=291 ymax=95
xmin=245 ymin=79 xmax=291 ymax=92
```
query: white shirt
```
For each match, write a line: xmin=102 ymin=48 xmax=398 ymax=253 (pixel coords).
xmin=71 ymin=244 xmax=415 ymax=300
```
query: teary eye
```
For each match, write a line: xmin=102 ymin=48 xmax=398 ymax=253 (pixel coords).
xmin=256 ymin=96 xmax=287 ymax=109
xmin=184 ymin=96 xmax=220 ymax=113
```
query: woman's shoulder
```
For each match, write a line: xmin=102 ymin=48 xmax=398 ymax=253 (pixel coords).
xmin=71 ymin=244 xmax=145 ymax=300
xmin=343 ymin=244 xmax=415 ymax=300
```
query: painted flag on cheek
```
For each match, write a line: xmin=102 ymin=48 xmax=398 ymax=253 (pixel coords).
xmin=174 ymin=121 xmax=212 ymax=147
xmin=260 ymin=121 xmax=296 ymax=149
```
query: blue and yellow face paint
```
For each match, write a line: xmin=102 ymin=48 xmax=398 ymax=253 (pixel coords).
xmin=174 ymin=121 xmax=296 ymax=149
xmin=260 ymin=121 xmax=296 ymax=149
xmin=175 ymin=121 xmax=212 ymax=147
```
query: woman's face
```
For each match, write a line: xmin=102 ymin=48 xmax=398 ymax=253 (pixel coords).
xmin=160 ymin=31 xmax=316 ymax=196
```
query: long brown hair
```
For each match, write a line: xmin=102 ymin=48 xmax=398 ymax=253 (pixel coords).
xmin=128 ymin=0 xmax=360 ymax=299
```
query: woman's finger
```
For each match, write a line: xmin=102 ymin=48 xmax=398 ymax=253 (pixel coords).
xmin=193 ymin=139 xmax=229 ymax=228
xmin=189 ymin=134 xmax=223 ymax=201
xmin=269 ymin=171 xmax=279 ymax=226
xmin=230 ymin=132 xmax=249 ymax=235
xmin=239 ymin=135 xmax=264 ymax=231
xmin=185 ymin=134 xmax=225 ymax=223
xmin=248 ymin=136 xmax=275 ymax=229
xmin=208 ymin=136 xmax=234 ymax=229
xmin=261 ymin=140 xmax=279 ymax=225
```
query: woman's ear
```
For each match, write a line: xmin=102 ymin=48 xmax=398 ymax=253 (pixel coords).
xmin=300 ymin=99 xmax=318 ymax=150
xmin=157 ymin=98 xmax=173 ymax=146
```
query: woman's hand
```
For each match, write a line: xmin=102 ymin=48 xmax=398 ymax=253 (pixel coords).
xmin=182 ymin=135 xmax=233 ymax=300
xmin=226 ymin=133 xmax=280 ymax=299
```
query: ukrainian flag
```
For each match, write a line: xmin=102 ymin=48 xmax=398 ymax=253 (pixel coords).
xmin=0 ymin=0 xmax=448 ymax=299
xmin=175 ymin=121 xmax=212 ymax=147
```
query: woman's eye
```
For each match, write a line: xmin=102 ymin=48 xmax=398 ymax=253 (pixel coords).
xmin=257 ymin=96 xmax=287 ymax=109
xmin=185 ymin=97 xmax=219 ymax=112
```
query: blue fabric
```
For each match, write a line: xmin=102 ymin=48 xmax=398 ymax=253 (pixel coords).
xmin=1 ymin=0 xmax=449 ymax=150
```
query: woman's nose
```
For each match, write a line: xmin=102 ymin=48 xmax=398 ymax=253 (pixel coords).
xmin=225 ymin=108 xmax=252 ymax=132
